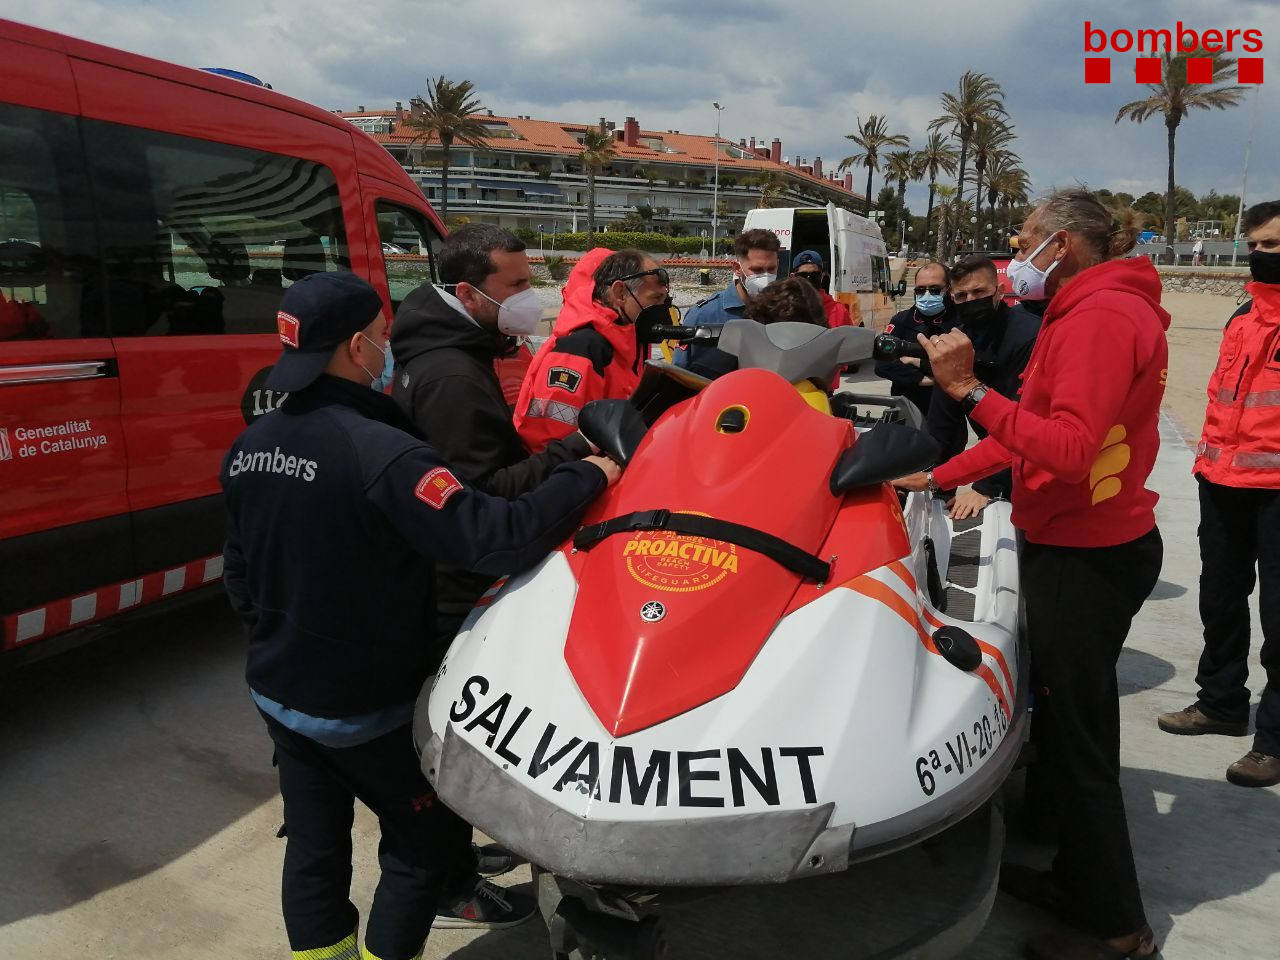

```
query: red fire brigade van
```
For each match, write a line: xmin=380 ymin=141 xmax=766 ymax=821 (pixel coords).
xmin=0 ymin=19 xmax=450 ymax=660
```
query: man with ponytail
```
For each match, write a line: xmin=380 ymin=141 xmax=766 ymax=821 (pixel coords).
xmin=900 ymin=189 xmax=1168 ymax=960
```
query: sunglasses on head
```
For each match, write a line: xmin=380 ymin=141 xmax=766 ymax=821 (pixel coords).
xmin=914 ymin=284 xmax=945 ymax=296
xmin=619 ymin=268 xmax=671 ymax=287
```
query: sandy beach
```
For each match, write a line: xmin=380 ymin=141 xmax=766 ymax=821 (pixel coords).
xmin=1162 ymin=290 xmax=1246 ymax=445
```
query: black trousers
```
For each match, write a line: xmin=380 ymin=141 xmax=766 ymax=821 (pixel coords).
xmin=1021 ymin=527 xmax=1162 ymax=939
xmin=263 ymin=713 xmax=473 ymax=960
xmin=1195 ymin=478 xmax=1280 ymax=756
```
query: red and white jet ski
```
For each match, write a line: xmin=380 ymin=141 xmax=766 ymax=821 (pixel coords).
xmin=416 ymin=320 xmax=1027 ymax=959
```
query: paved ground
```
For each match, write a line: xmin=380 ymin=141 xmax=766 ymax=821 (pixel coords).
xmin=1 ymin=290 xmax=1275 ymax=959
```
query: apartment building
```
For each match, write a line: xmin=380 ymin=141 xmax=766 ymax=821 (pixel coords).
xmin=340 ymin=105 xmax=864 ymax=235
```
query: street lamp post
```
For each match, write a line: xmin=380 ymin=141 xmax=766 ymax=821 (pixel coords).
xmin=1232 ymin=85 xmax=1260 ymax=267
xmin=712 ymin=101 xmax=723 ymax=258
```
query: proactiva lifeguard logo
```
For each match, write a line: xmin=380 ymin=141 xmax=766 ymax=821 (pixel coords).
xmin=1084 ymin=21 xmax=1264 ymax=85
xmin=276 ymin=311 xmax=300 ymax=348
xmin=622 ymin=525 xmax=739 ymax=594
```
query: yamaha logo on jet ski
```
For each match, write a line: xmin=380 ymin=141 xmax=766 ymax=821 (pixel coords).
xmin=639 ymin=601 xmax=666 ymax=622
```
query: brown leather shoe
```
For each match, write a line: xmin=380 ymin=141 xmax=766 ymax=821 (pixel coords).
xmin=1156 ymin=704 xmax=1248 ymax=737
xmin=1226 ymin=750 xmax=1280 ymax=788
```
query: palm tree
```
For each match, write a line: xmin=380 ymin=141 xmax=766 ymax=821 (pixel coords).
xmin=754 ymin=171 xmax=789 ymax=208
xmin=932 ymin=184 xmax=959 ymax=259
xmin=885 ymin=149 xmax=917 ymax=248
xmin=985 ymin=156 xmax=1030 ymax=249
xmin=913 ymin=131 xmax=959 ymax=255
xmin=401 ymin=76 xmax=490 ymax=224
xmin=838 ymin=115 xmax=909 ymax=216
xmin=929 ymin=72 xmax=1007 ymax=251
xmin=577 ymin=127 xmax=616 ymax=243
xmin=965 ymin=118 xmax=1016 ymax=250
xmin=1116 ymin=50 xmax=1247 ymax=263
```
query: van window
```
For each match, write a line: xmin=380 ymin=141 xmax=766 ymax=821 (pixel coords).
xmin=871 ymin=255 xmax=889 ymax=293
xmin=0 ymin=104 xmax=104 ymax=341
xmin=83 ymin=120 xmax=349 ymax=337
xmin=376 ymin=202 xmax=441 ymax=311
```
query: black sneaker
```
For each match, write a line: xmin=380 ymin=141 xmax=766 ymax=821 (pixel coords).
xmin=433 ymin=879 xmax=537 ymax=930
xmin=474 ymin=841 xmax=522 ymax=878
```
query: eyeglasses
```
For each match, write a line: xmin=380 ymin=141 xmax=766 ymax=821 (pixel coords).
xmin=914 ymin=285 xmax=945 ymax=296
xmin=618 ymin=268 xmax=671 ymax=288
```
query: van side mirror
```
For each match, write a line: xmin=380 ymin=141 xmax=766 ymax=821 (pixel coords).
xmin=829 ymin=422 xmax=940 ymax=494
xmin=579 ymin=399 xmax=649 ymax=467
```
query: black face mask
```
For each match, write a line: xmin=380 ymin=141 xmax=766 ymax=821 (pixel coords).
xmin=634 ymin=297 xmax=680 ymax=343
xmin=953 ymin=296 xmax=999 ymax=331
xmin=1249 ymin=250 xmax=1280 ymax=285
xmin=797 ymin=271 xmax=824 ymax=291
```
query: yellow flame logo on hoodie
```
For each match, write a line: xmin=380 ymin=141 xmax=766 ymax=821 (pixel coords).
xmin=1089 ymin=425 xmax=1130 ymax=505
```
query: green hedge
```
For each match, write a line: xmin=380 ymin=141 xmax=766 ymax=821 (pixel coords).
xmin=515 ymin=229 xmax=734 ymax=256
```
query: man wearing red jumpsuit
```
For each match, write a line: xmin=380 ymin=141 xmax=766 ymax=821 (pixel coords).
xmin=1158 ymin=201 xmax=1280 ymax=788
xmin=514 ymin=248 xmax=670 ymax=453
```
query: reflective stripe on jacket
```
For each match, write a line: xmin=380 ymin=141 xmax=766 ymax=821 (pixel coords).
xmin=1195 ymin=283 xmax=1280 ymax=489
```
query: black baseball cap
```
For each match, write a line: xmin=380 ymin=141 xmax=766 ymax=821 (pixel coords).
xmin=792 ymin=250 xmax=825 ymax=270
xmin=266 ymin=272 xmax=385 ymax=392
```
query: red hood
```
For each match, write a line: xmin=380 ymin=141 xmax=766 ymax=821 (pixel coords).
xmin=1043 ymin=257 xmax=1171 ymax=332
xmin=552 ymin=247 xmax=641 ymax=364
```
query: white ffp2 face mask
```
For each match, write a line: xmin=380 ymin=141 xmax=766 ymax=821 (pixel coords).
xmin=741 ymin=272 xmax=775 ymax=297
xmin=474 ymin=285 xmax=544 ymax=336
xmin=1006 ymin=233 xmax=1063 ymax=300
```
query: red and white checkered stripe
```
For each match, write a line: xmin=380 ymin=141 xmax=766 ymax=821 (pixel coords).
xmin=2 ymin=554 xmax=224 ymax=650
xmin=472 ymin=577 xmax=509 ymax=609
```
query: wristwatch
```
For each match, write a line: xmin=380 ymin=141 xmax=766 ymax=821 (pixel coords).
xmin=961 ymin=383 xmax=989 ymax=413
xmin=926 ymin=471 xmax=940 ymax=496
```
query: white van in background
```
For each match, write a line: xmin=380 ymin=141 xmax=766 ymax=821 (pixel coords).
xmin=744 ymin=203 xmax=896 ymax=329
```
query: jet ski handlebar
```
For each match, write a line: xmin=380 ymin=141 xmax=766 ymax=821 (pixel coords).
xmin=640 ymin=323 xmax=722 ymax=344
xmin=869 ymin=334 xmax=927 ymax=361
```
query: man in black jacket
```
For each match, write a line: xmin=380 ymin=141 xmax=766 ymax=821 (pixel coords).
xmin=392 ymin=226 xmax=596 ymax=639
xmin=924 ymin=255 xmax=1042 ymax=519
xmin=874 ymin=260 xmax=954 ymax=416
xmin=222 ymin=272 xmax=618 ymax=960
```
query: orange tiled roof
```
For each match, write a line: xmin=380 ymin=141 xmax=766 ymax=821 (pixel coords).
xmin=340 ymin=110 xmax=859 ymax=201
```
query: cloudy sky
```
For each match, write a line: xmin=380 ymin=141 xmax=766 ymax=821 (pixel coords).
xmin=6 ymin=0 xmax=1276 ymax=216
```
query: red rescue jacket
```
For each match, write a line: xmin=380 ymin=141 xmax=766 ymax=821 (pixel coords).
xmin=1194 ymin=283 xmax=1280 ymax=489
xmin=819 ymin=289 xmax=857 ymax=328
xmin=932 ymin=257 xmax=1170 ymax=547
xmin=513 ymin=249 xmax=644 ymax=453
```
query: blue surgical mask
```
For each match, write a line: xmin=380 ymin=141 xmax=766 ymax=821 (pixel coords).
xmin=361 ymin=333 xmax=394 ymax=391
xmin=915 ymin=293 xmax=946 ymax=317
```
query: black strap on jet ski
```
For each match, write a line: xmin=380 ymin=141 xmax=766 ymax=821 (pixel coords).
xmin=573 ymin=510 xmax=831 ymax=582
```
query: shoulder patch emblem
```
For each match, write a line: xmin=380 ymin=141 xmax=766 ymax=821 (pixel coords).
xmin=547 ymin=365 xmax=583 ymax=393
xmin=415 ymin=467 xmax=464 ymax=510
xmin=884 ymin=323 xmax=894 ymax=334
xmin=277 ymin=311 xmax=300 ymax=348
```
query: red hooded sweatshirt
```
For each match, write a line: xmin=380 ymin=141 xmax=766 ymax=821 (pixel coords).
xmin=514 ymin=248 xmax=644 ymax=453
xmin=932 ymin=256 xmax=1170 ymax=547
